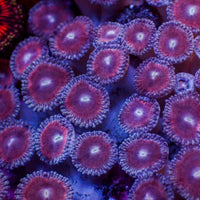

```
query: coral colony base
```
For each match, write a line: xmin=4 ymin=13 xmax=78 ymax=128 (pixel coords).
xmin=2 ymin=0 xmax=200 ymax=199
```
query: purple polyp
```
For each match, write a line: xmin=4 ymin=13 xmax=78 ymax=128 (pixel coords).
xmin=118 ymin=94 xmax=160 ymax=134
xmin=72 ymin=131 xmax=118 ymax=176
xmin=15 ymin=171 xmax=74 ymax=200
xmin=35 ymin=114 xmax=75 ymax=165
xmin=0 ymin=119 xmax=35 ymax=169
xmin=22 ymin=57 xmax=74 ymax=112
xmin=60 ymin=75 xmax=110 ymax=128
xmin=119 ymin=133 xmax=169 ymax=178
xmin=10 ymin=37 xmax=48 ymax=80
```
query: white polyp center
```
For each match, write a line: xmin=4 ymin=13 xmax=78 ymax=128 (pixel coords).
xmin=136 ymin=32 xmax=145 ymax=41
xmin=106 ymin=30 xmax=116 ymax=36
xmin=104 ymin=55 xmax=112 ymax=65
xmin=80 ymin=94 xmax=91 ymax=103
xmin=178 ymin=80 xmax=187 ymax=88
xmin=42 ymin=188 xmax=50 ymax=198
xmin=134 ymin=108 xmax=144 ymax=117
xmin=66 ymin=32 xmax=75 ymax=40
xmin=144 ymin=193 xmax=154 ymax=200
xmin=138 ymin=149 xmax=148 ymax=158
xmin=23 ymin=52 xmax=32 ymax=63
xmin=7 ymin=137 xmax=15 ymax=147
xmin=187 ymin=5 xmax=198 ymax=16
xmin=53 ymin=134 xmax=63 ymax=143
xmin=40 ymin=77 xmax=52 ymax=87
xmin=183 ymin=115 xmax=195 ymax=126
xmin=169 ymin=39 xmax=177 ymax=49
xmin=47 ymin=14 xmax=55 ymax=23
xmin=192 ymin=168 xmax=200 ymax=178
xmin=150 ymin=71 xmax=159 ymax=80
xmin=90 ymin=145 xmax=100 ymax=154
